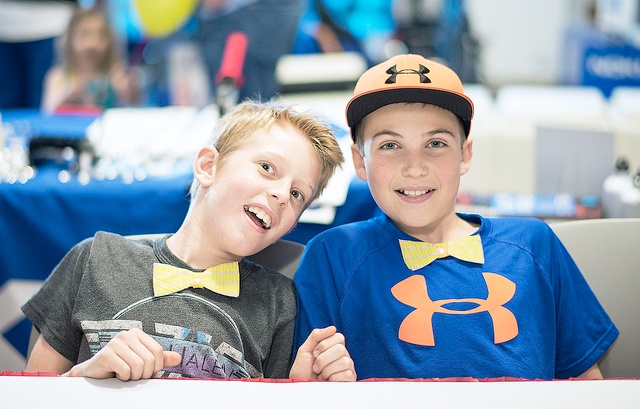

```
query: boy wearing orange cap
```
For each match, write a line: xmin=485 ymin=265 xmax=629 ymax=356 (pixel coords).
xmin=292 ymin=54 xmax=618 ymax=380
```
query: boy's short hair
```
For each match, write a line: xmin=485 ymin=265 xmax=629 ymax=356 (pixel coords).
xmin=190 ymin=100 xmax=344 ymax=202
xmin=346 ymin=54 xmax=474 ymax=145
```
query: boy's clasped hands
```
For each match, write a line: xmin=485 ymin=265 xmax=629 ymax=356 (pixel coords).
xmin=62 ymin=326 xmax=354 ymax=381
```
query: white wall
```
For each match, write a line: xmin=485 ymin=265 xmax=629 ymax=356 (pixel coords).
xmin=465 ymin=0 xmax=594 ymax=86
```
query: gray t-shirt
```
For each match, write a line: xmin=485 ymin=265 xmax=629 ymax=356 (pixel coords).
xmin=22 ymin=231 xmax=296 ymax=379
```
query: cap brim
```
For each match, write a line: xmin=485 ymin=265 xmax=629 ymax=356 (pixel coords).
xmin=347 ymin=88 xmax=473 ymax=137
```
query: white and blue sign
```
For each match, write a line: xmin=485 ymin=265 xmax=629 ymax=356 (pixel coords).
xmin=582 ymin=43 xmax=640 ymax=96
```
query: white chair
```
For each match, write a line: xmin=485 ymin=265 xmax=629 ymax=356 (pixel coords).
xmin=488 ymin=85 xmax=610 ymax=194
xmin=246 ymin=238 xmax=305 ymax=279
xmin=275 ymin=51 xmax=367 ymax=94
xmin=494 ymin=84 xmax=609 ymax=131
xmin=458 ymin=84 xmax=501 ymax=196
xmin=550 ymin=218 xmax=640 ymax=378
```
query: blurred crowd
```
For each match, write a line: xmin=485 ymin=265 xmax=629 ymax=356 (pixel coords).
xmin=0 ymin=0 xmax=479 ymax=111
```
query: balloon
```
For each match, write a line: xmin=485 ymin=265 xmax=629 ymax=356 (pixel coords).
xmin=133 ymin=0 xmax=198 ymax=38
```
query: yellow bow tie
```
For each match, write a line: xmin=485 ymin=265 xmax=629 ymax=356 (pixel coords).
xmin=152 ymin=262 xmax=240 ymax=298
xmin=399 ymin=235 xmax=485 ymax=271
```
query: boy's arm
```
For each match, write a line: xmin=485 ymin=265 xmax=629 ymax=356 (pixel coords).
xmin=576 ymin=363 xmax=603 ymax=379
xmin=289 ymin=326 xmax=356 ymax=381
xmin=26 ymin=334 xmax=74 ymax=375
xmin=27 ymin=328 xmax=181 ymax=381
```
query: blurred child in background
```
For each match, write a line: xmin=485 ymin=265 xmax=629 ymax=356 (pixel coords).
xmin=41 ymin=7 xmax=139 ymax=112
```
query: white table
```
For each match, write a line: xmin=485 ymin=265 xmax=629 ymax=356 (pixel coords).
xmin=2 ymin=375 xmax=639 ymax=408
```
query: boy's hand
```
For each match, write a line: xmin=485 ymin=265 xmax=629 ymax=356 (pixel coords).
xmin=65 ymin=328 xmax=182 ymax=380
xmin=290 ymin=326 xmax=356 ymax=382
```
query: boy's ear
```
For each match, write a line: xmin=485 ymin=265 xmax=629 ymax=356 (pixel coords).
xmin=460 ymin=136 xmax=473 ymax=176
xmin=193 ymin=145 xmax=219 ymax=187
xmin=351 ymin=143 xmax=368 ymax=181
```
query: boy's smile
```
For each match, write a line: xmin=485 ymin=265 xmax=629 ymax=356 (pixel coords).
xmin=397 ymin=188 xmax=436 ymax=203
xmin=244 ymin=205 xmax=272 ymax=230
xmin=352 ymin=102 xmax=473 ymax=242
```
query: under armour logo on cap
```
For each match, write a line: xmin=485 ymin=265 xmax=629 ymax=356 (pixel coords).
xmin=345 ymin=54 xmax=474 ymax=141
xmin=385 ymin=64 xmax=431 ymax=84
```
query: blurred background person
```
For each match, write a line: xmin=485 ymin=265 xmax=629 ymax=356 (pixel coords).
xmin=41 ymin=7 xmax=140 ymax=112
xmin=292 ymin=0 xmax=396 ymax=66
xmin=195 ymin=0 xmax=304 ymax=102
xmin=393 ymin=0 xmax=479 ymax=82
xmin=0 ymin=0 xmax=75 ymax=109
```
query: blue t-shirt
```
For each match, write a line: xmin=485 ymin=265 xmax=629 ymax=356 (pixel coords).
xmin=293 ymin=213 xmax=618 ymax=380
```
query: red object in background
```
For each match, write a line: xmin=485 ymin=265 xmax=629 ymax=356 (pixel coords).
xmin=52 ymin=104 xmax=103 ymax=116
xmin=215 ymin=31 xmax=249 ymax=87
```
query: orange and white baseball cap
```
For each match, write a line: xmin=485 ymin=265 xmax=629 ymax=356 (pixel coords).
xmin=346 ymin=54 xmax=474 ymax=141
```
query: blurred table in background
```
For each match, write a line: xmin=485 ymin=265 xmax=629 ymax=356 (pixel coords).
xmin=0 ymin=109 xmax=97 ymax=139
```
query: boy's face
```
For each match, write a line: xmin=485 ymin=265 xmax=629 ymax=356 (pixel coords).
xmin=197 ymin=123 xmax=321 ymax=257
xmin=352 ymin=103 xmax=473 ymax=240
xmin=73 ymin=15 xmax=110 ymax=70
